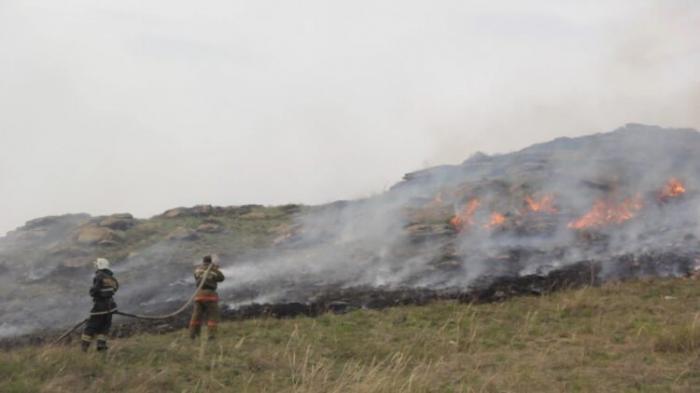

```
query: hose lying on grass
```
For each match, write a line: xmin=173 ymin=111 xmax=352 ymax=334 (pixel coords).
xmin=51 ymin=264 xmax=213 ymax=345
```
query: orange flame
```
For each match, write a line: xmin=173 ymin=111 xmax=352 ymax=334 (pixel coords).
xmin=450 ymin=199 xmax=480 ymax=231
xmin=524 ymin=194 xmax=558 ymax=214
xmin=658 ymin=178 xmax=686 ymax=202
xmin=568 ymin=195 xmax=644 ymax=230
xmin=484 ymin=212 xmax=506 ymax=229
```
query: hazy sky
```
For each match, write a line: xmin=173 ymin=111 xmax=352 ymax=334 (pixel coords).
xmin=1 ymin=1 xmax=698 ymax=235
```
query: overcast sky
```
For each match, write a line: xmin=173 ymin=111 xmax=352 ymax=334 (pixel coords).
xmin=0 ymin=1 xmax=698 ymax=235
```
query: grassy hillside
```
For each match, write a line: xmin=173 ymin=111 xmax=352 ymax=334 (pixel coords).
xmin=90 ymin=204 xmax=302 ymax=264
xmin=2 ymin=278 xmax=699 ymax=393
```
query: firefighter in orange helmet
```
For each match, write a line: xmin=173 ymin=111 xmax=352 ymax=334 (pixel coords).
xmin=189 ymin=255 xmax=225 ymax=340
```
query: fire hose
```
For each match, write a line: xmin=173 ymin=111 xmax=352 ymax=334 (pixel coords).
xmin=51 ymin=264 xmax=214 ymax=345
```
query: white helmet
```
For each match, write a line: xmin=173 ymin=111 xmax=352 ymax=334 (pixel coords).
xmin=94 ymin=258 xmax=110 ymax=270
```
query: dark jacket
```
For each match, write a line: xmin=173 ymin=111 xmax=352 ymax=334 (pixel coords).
xmin=89 ymin=269 xmax=119 ymax=301
xmin=194 ymin=264 xmax=225 ymax=291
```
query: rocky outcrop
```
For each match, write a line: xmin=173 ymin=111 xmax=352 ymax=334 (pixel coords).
xmin=166 ymin=227 xmax=199 ymax=241
xmin=161 ymin=205 xmax=218 ymax=218
xmin=160 ymin=204 xmax=268 ymax=219
xmin=76 ymin=226 xmax=124 ymax=246
xmin=22 ymin=214 xmax=90 ymax=231
xmin=23 ymin=216 xmax=64 ymax=230
xmin=162 ymin=207 xmax=188 ymax=218
xmin=3 ymin=214 xmax=91 ymax=247
xmin=98 ymin=213 xmax=135 ymax=230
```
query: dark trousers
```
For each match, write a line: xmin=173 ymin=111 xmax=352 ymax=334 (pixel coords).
xmin=82 ymin=299 xmax=116 ymax=350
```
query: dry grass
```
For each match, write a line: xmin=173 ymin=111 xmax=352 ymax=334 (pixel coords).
xmin=654 ymin=313 xmax=700 ymax=353
xmin=2 ymin=278 xmax=700 ymax=392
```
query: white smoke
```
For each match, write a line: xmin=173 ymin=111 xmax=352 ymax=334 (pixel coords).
xmin=215 ymin=124 xmax=700 ymax=306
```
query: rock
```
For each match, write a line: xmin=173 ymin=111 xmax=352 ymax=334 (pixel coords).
xmin=162 ymin=207 xmax=187 ymax=218
xmin=76 ymin=226 xmax=123 ymax=245
xmin=161 ymin=205 xmax=219 ymax=218
xmin=99 ymin=213 xmax=135 ymax=230
xmin=280 ymin=204 xmax=303 ymax=214
xmin=166 ymin=227 xmax=198 ymax=241
xmin=23 ymin=214 xmax=91 ymax=230
xmin=192 ymin=205 xmax=214 ymax=216
xmin=196 ymin=223 xmax=223 ymax=234
xmin=23 ymin=216 xmax=62 ymax=230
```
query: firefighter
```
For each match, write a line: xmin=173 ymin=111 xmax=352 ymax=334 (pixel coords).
xmin=189 ymin=255 xmax=225 ymax=340
xmin=81 ymin=258 xmax=119 ymax=352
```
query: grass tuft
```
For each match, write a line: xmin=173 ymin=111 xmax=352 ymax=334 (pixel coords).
xmin=654 ymin=314 xmax=700 ymax=353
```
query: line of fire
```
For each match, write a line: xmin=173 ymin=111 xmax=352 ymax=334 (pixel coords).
xmin=441 ymin=178 xmax=687 ymax=234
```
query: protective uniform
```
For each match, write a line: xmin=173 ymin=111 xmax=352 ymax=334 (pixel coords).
xmin=189 ymin=256 xmax=225 ymax=340
xmin=81 ymin=258 xmax=119 ymax=352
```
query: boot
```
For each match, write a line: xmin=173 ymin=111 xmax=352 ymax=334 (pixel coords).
xmin=189 ymin=323 xmax=201 ymax=340
xmin=207 ymin=323 xmax=217 ymax=341
xmin=96 ymin=340 xmax=109 ymax=352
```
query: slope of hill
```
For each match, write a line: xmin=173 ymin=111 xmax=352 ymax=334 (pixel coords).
xmin=2 ymin=278 xmax=699 ymax=392
xmin=1 ymin=123 xmax=699 ymax=338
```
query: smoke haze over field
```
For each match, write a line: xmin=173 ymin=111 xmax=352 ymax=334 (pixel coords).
xmin=1 ymin=1 xmax=699 ymax=235
xmin=1 ymin=124 xmax=699 ymax=338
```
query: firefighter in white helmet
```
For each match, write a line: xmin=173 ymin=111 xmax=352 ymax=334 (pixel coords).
xmin=81 ymin=258 xmax=119 ymax=352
